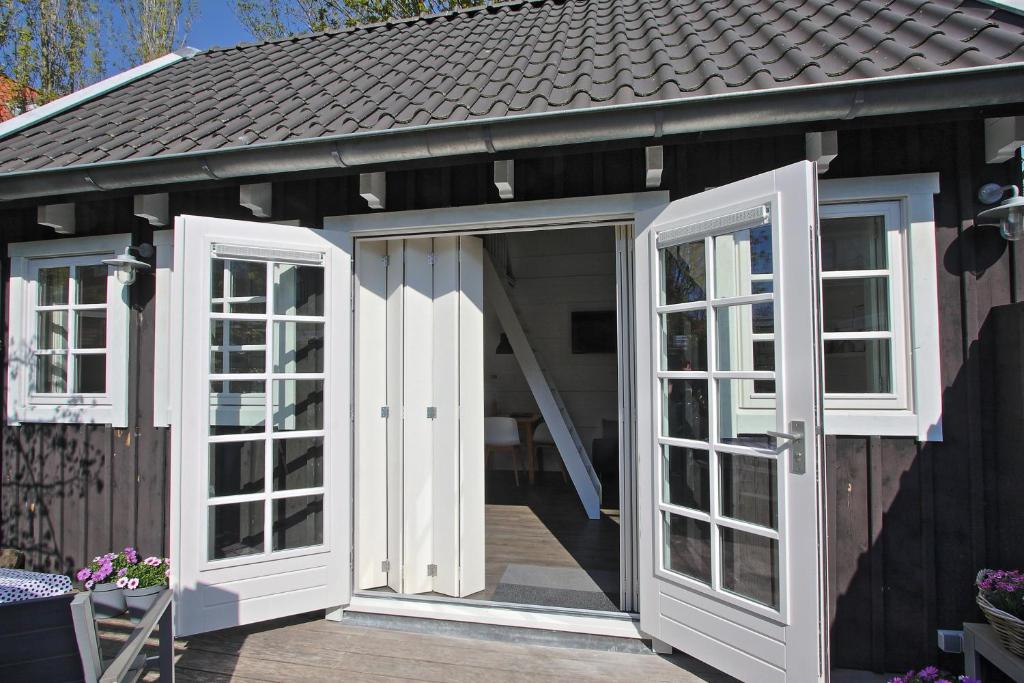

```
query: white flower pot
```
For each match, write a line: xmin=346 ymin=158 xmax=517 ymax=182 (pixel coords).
xmin=124 ymin=585 xmax=166 ymax=624
xmin=90 ymin=582 xmax=126 ymax=618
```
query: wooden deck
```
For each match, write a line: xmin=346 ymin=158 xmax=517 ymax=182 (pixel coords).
xmin=107 ymin=611 xmax=736 ymax=682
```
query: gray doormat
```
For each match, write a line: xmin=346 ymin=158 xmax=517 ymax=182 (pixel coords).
xmin=490 ymin=564 xmax=619 ymax=611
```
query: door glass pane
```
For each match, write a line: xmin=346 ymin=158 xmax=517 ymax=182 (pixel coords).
xmin=824 ymin=339 xmax=892 ymax=393
xmin=717 ymin=378 xmax=774 ymax=448
xmin=37 ymin=310 xmax=68 ymax=349
xmin=662 ymin=446 xmax=709 ymax=511
xmin=210 ymin=381 xmax=266 ymax=435
xmin=661 ymin=311 xmax=707 ymax=371
xmin=661 ymin=379 xmax=708 ymax=441
xmin=721 ymin=528 xmax=779 ymax=609
xmin=76 ymin=265 xmax=108 ymax=304
xmin=713 ymin=225 xmax=772 ymax=298
xmin=274 ymin=264 xmax=324 ymax=316
xmin=211 ymin=321 xmax=267 ymax=373
xmin=209 ymin=440 xmax=265 ymax=496
xmin=716 ymin=303 xmax=774 ymax=372
xmin=821 ymin=216 xmax=886 ymax=271
xmin=74 ymin=354 xmax=105 ymax=393
xmin=272 ymin=495 xmax=324 ymax=551
xmin=663 ymin=512 xmax=711 ymax=584
xmin=212 ymin=259 xmax=267 ymax=313
xmin=75 ymin=311 xmax=106 ymax=348
xmin=209 ymin=502 xmax=264 ymax=559
xmin=273 ymin=437 xmax=324 ymax=490
xmin=38 ymin=267 xmax=69 ymax=305
xmin=822 ymin=278 xmax=889 ymax=332
xmin=274 ymin=322 xmax=324 ymax=373
xmin=273 ymin=379 xmax=323 ymax=431
xmin=720 ymin=453 xmax=777 ymax=529
xmin=35 ymin=354 xmax=67 ymax=393
xmin=661 ymin=241 xmax=706 ymax=305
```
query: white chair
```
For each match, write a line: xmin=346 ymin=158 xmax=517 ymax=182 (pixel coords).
xmin=485 ymin=417 xmax=523 ymax=486
xmin=533 ymin=422 xmax=568 ymax=484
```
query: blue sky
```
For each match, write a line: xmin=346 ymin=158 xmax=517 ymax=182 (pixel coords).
xmin=185 ymin=1 xmax=252 ymax=51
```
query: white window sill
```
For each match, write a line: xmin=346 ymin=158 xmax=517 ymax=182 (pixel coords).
xmin=10 ymin=402 xmax=118 ymax=426
xmin=824 ymin=410 xmax=940 ymax=440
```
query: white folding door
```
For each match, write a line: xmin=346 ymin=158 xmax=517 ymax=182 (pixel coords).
xmin=356 ymin=236 xmax=484 ymax=597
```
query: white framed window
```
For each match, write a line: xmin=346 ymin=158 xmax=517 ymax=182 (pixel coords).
xmin=819 ymin=173 xmax=943 ymax=440
xmin=6 ymin=234 xmax=132 ymax=427
xmin=721 ymin=174 xmax=942 ymax=439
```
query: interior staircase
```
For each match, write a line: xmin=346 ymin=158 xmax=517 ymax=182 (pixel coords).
xmin=482 ymin=250 xmax=603 ymax=519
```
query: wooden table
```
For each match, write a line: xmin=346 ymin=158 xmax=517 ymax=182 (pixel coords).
xmin=510 ymin=413 xmax=542 ymax=483
xmin=964 ymin=622 xmax=1024 ymax=682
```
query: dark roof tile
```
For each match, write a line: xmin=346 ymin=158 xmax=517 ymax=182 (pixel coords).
xmin=1 ymin=0 xmax=1022 ymax=174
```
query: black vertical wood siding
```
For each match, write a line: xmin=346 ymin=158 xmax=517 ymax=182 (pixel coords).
xmin=1 ymin=116 xmax=1021 ymax=673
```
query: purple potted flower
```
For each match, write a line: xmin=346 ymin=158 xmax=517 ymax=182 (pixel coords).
xmin=888 ymin=667 xmax=980 ymax=683
xmin=976 ymin=568 xmax=1024 ymax=656
xmin=75 ymin=551 xmax=127 ymax=618
xmin=122 ymin=555 xmax=170 ymax=624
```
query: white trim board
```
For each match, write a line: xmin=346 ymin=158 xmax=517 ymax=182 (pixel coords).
xmin=152 ymin=229 xmax=173 ymax=428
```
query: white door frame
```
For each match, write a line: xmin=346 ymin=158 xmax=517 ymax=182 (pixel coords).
xmin=328 ymin=191 xmax=665 ymax=627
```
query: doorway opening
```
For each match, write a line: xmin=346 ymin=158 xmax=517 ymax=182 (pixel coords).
xmin=353 ymin=223 xmax=637 ymax=615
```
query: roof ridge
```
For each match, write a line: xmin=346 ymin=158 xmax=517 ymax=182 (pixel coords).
xmin=205 ymin=0 xmax=547 ymax=53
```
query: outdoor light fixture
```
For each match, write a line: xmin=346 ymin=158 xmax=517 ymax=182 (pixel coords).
xmin=977 ymin=182 xmax=1024 ymax=241
xmin=102 ymin=243 xmax=154 ymax=285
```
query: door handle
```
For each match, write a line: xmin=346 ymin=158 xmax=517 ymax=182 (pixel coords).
xmin=766 ymin=420 xmax=806 ymax=474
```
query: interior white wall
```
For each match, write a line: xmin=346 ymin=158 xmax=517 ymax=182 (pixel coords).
xmin=484 ymin=226 xmax=618 ymax=463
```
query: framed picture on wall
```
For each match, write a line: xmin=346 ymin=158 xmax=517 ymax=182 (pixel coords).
xmin=571 ymin=310 xmax=617 ymax=354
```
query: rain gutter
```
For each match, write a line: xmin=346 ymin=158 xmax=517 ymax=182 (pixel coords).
xmin=1 ymin=62 xmax=1023 ymax=201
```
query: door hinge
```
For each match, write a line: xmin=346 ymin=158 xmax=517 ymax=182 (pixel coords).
xmin=380 ymin=406 xmax=389 ymax=418
xmin=426 ymin=406 xmax=437 ymax=419
xmin=350 ymin=404 xmax=355 ymax=422
xmin=382 ymin=254 xmax=390 ymax=267
xmin=427 ymin=563 xmax=438 ymax=577
xmin=426 ymin=253 xmax=435 ymax=265
xmin=381 ymin=559 xmax=390 ymax=573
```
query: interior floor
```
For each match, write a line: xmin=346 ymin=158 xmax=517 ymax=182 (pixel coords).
xmin=465 ymin=468 xmax=621 ymax=611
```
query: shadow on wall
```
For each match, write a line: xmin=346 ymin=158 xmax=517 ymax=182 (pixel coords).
xmin=830 ymin=224 xmax=1021 ymax=673
xmin=1 ymin=343 xmax=140 ymax=576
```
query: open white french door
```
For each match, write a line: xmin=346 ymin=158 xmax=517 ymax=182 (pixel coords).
xmin=170 ymin=215 xmax=351 ymax=636
xmin=635 ymin=161 xmax=828 ymax=682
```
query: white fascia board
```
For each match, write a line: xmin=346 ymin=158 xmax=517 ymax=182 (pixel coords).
xmin=0 ymin=48 xmax=198 ymax=142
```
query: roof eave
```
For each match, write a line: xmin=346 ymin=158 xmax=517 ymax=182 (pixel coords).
xmin=2 ymin=64 xmax=1023 ymax=202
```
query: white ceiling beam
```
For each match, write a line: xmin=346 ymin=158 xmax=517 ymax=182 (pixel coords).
xmin=985 ymin=116 xmax=1024 ymax=164
xmin=359 ymin=172 xmax=386 ymax=210
xmin=494 ymin=160 xmax=514 ymax=200
xmin=133 ymin=192 xmax=169 ymax=226
xmin=805 ymin=131 xmax=838 ymax=175
xmin=37 ymin=203 xmax=75 ymax=234
xmin=645 ymin=145 xmax=664 ymax=188
xmin=239 ymin=182 xmax=272 ymax=218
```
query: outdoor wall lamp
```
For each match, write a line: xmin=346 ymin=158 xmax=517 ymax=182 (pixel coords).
xmin=103 ymin=243 xmax=154 ymax=285
xmin=977 ymin=183 xmax=1024 ymax=241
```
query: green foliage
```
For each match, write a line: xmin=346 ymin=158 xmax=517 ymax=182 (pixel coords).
xmin=234 ymin=0 xmax=481 ymax=40
xmin=112 ymin=0 xmax=197 ymax=67
xmin=0 ymin=0 xmax=104 ymax=105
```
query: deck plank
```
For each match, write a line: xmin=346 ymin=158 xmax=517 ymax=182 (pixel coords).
xmin=151 ymin=616 xmax=734 ymax=683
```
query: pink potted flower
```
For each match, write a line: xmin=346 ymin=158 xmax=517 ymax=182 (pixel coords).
xmin=75 ymin=550 xmax=129 ymax=617
xmin=122 ymin=556 xmax=171 ymax=624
